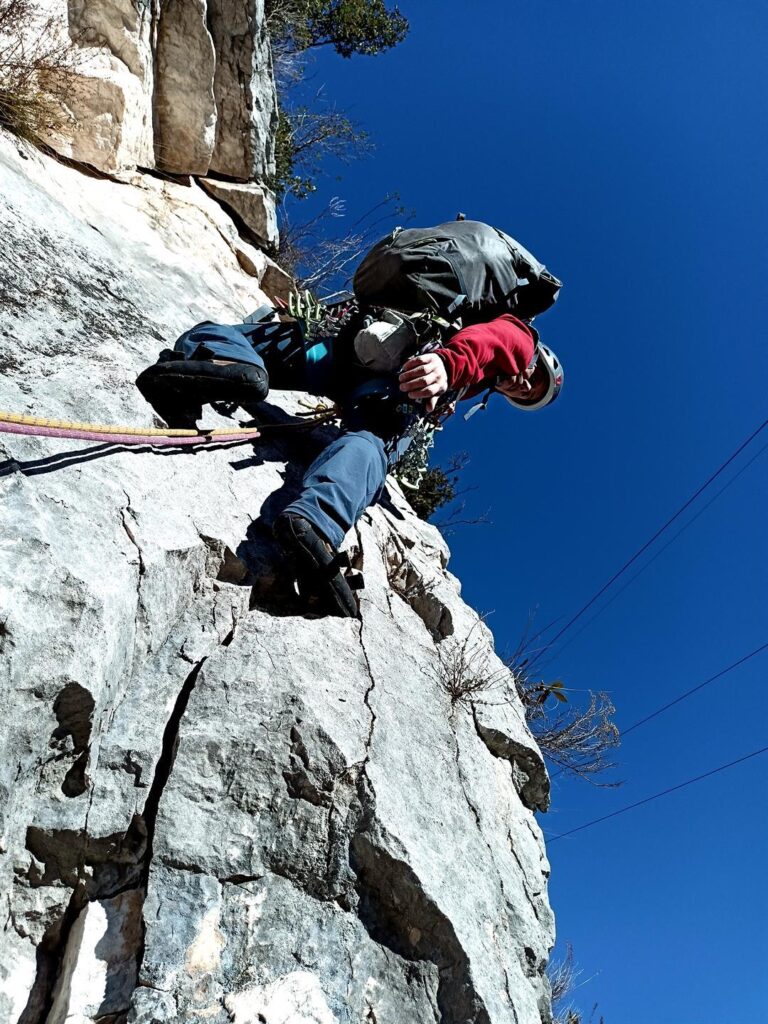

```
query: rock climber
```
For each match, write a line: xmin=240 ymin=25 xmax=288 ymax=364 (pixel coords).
xmin=136 ymin=305 xmax=564 ymax=619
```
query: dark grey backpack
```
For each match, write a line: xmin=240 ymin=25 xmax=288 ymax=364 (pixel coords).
xmin=353 ymin=219 xmax=561 ymax=324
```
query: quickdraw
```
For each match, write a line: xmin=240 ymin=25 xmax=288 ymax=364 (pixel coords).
xmin=392 ymin=418 xmax=442 ymax=490
xmin=288 ymin=289 xmax=326 ymax=328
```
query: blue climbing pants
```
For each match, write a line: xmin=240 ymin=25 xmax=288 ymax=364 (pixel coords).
xmin=283 ymin=430 xmax=388 ymax=549
xmin=175 ymin=321 xmax=267 ymax=366
xmin=174 ymin=320 xmax=390 ymax=548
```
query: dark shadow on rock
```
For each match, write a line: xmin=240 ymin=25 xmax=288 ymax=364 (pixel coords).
xmin=377 ymin=487 xmax=406 ymax=521
xmin=16 ymin=890 xmax=87 ymax=1024
xmin=351 ymin=832 xmax=490 ymax=1024
xmin=0 ymin=437 xmax=263 ymax=478
xmin=92 ymin=891 xmax=143 ymax=1019
xmin=52 ymin=682 xmax=95 ymax=798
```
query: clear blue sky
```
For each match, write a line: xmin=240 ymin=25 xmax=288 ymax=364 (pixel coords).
xmin=298 ymin=2 xmax=768 ymax=1020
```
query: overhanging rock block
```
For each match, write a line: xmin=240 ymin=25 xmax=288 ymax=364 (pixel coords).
xmin=207 ymin=0 xmax=278 ymax=181
xmin=200 ymin=177 xmax=279 ymax=248
xmin=48 ymin=0 xmax=155 ymax=172
xmin=34 ymin=0 xmax=277 ymax=183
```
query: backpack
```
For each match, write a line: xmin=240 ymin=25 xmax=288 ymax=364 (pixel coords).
xmin=353 ymin=219 xmax=561 ymax=324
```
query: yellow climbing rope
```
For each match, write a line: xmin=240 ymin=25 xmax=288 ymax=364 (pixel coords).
xmin=0 ymin=410 xmax=257 ymax=437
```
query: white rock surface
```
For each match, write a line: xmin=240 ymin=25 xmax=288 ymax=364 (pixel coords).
xmin=0 ymin=131 xmax=554 ymax=1023
xmin=34 ymin=0 xmax=276 ymax=182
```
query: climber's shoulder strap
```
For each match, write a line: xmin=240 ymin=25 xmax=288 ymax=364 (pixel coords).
xmin=243 ymin=303 xmax=277 ymax=324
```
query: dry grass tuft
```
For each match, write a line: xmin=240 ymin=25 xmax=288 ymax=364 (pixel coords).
xmin=547 ymin=944 xmax=605 ymax=1024
xmin=434 ymin=619 xmax=512 ymax=709
xmin=0 ymin=0 xmax=79 ymax=144
xmin=434 ymin=617 xmax=620 ymax=785
xmin=507 ymin=629 xmax=620 ymax=786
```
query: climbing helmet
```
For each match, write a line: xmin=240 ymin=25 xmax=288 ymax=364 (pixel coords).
xmin=502 ymin=344 xmax=564 ymax=412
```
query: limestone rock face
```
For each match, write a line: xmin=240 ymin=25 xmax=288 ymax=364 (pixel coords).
xmin=207 ymin=0 xmax=277 ymax=181
xmin=59 ymin=0 xmax=156 ymax=171
xmin=36 ymin=0 xmax=276 ymax=186
xmin=0 ymin=133 xmax=554 ymax=1023
xmin=200 ymin=177 xmax=278 ymax=247
xmin=153 ymin=0 xmax=217 ymax=176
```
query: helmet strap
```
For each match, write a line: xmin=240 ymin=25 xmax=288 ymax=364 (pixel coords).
xmin=464 ymin=387 xmax=494 ymax=420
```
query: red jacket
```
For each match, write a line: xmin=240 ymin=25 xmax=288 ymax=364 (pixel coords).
xmin=435 ymin=314 xmax=536 ymax=398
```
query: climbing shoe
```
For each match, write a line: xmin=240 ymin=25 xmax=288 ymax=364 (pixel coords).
xmin=136 ymin=356 xmax=269 ymax=428
xmin=273 ymin=513 xmax=359 ymax=619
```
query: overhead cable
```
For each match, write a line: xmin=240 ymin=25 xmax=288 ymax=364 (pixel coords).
xmin=620 ymin=641 xmax=768 ymax=738
xmin=549 ymin=640 xmax=768 ymax=779
xmin=528 ymin=415 xmax=768 ymax=671
xmin=548 ymin=743 xmax=768 ymax=842
xmin=547 ymin=438 xmax=768 ymax=663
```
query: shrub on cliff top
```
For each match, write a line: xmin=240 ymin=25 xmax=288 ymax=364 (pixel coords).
xmin=267 ymin=0 xmax=409 ymax=58
xmin=271 ymin=102 xmax=370 ymax=200
xmin=0 ymin=0 xmax=78 ymax=144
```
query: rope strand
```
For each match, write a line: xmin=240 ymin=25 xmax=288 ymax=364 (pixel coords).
xmin=0 ymin=407 xmax=338 ymax=448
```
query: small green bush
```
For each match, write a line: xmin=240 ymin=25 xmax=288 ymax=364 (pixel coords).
xmin=267 ymin=0 xmax=408 ymax=58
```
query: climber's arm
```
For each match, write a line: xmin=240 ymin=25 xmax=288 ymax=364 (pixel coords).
xmin=433 ymin=315 xmax=536 ymax=392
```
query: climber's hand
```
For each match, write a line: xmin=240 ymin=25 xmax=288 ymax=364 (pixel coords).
xmin=398 ymin=353 xmax=448 ymax=413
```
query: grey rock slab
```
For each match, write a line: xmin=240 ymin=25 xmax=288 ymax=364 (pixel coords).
xmin=352 ymin=525 xmax=551 ymax=1023
xmin=200 ymin=177 xmax=278 ymax=247
xmin=0 ymin=131 xmax=555 ymax=1022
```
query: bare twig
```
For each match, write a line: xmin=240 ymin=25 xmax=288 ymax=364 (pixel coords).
xmin=276 ymin=192 xmax=410 ymax=293
xmin=0 ymin=0 xmax=81 ymax=143
xmin=434 ymin=618 xmax=512 ymax=709
xmin=507 ymin=625 xmax=621 ymax=786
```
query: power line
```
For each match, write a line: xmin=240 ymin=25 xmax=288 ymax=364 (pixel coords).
xmin=549 ymin=640 xmax=768 ymax=779
xmin=548 ymin=744 xmax=768 ymax=842
xmin=528 ymin=415 xmax=768 ymax=671
xmin=542 ymin=442 xmax=768 ymax=781
xmin=620 ymin=641 xmax=768 ymax=738
xmin=546 ymin=438 xmax=768 ymax=664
